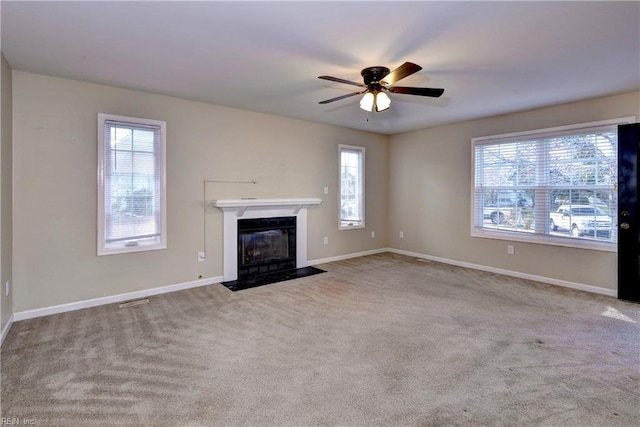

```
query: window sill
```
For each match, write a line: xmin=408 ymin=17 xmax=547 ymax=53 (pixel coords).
xmin=471 ymin=229 xmax=616 ymax=252
xmin=98 ymin=242 xmax=166 ymax=256
xmin=339 ymin=222 xmax=365 ymax=230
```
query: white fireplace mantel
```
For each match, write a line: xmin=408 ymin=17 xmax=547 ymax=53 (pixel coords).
xmin=211 ymin=198 xmax=323 ymax=281
xmin=211 ymin=198 xmax=322 ymax=217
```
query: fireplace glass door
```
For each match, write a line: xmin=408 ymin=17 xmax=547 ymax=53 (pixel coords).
xmin=237 ymin=217 xmax=296 ymax=278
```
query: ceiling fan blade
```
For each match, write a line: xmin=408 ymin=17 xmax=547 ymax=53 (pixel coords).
xmin=388 ymin=86 xmax=444 ymax=97
xmin=318 ymin=91 xmax=366 ymax=104
xmin=318 ymin=76 xmax=366 ymax=88
xmin=380 ymin=62 xmax=422 ymax=86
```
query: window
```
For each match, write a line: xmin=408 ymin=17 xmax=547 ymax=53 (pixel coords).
xmin=98 ymin=114 xmax=166 ymax=255
xmin=472 ymin=118 xmax=634 ymax=251
xmin=339 ymin=145 xmax=365 ymax=229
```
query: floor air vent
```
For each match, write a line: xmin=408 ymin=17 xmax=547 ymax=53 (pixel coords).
xmin=119 ymin=298 xmax=150 ymax=308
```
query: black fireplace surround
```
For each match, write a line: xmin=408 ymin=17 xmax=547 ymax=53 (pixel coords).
xmin=237 ymin=216 xmax=296 ymax=279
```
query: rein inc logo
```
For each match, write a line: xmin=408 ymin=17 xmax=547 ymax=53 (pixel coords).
xmin=1 ymin=419 xmax=34 ymax=426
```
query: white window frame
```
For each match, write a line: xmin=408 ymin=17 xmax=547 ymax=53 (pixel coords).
xmin=97 ymin=113 xmax=167 ymax=255
xmin=471 ymin=117 xmax=635 ymax=252
xmin=339 ymin=144 xmax=365 ymax=230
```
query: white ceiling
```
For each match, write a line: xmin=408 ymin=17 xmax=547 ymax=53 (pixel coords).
xmin=2 ymin=1 xmax=639 ymax=135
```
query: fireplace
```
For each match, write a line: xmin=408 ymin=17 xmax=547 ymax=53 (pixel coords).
xmin=237 ymin=216 xmax=296 ymax=278
xmin=211 ymin=198 xmax=323 ymax=282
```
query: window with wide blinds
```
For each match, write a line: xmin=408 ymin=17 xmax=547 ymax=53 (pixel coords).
xmin=98 ymin=114 xmax=166 ymax=255
xmin=471 ymin=118 xmax=632 ymax=250
xmin=339 ymin=145 xmax=365 ymax=229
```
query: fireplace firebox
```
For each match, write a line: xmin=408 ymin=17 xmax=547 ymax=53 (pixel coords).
xmin=237 ymin=216 xmax=296 ymax=279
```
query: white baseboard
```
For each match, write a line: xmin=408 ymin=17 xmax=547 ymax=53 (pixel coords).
xmin=13 ymin=276 xmax=224 ymax=322
xmin=388 ymin=248 xmax=617 ymax=297
xmin=1 ymin=314 xmax=14 ymax=346
xmin=308 ymin=248 xmax=388 ymax=266
xmin=9 ymin=247 xmax=617 ymax=324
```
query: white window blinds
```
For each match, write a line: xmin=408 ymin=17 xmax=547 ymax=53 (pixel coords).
xmin=98 ymin=114 xmax=166 ymax=255
xmin=472 ymin=118 xmax=631 ymax=249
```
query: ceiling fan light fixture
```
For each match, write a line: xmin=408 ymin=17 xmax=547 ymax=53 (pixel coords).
xmin=375 ymin=92 xmax=391 ymax=112
xmin=359 ymin=92 xmax=375 ymax=112
xmin=360 ymin=91 xmax=391 ymax=112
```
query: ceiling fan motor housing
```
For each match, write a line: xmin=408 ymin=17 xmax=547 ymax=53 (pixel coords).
xmin=361 ymin=66 xmax=390 ymax=89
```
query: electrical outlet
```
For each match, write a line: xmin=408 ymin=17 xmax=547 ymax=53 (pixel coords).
xmin=323 ymin=236 xmax=329 ymax=245
xmin=371 ymin=231 xmax=375 ymax=238
xmin=5 ymin=280 xmax=9 ymax=297
xmin=399 ymin=231 xmax=404 ymax=239
xmin=198 ymin=252 xmax=206 ymax=262
xmin=324 ymin=186 xmax=329 ymax=195
xmin=507 ymin=245 xmax=515 ymax=255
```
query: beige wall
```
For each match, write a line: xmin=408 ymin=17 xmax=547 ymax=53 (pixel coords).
xmin=388 ymin=91 xmax=640 ymax=291
xmin=9 ymin=69 xmax=637 ymax=314
xmin=12 ymin=71 xmax=388 ymax=312
xmin=1 ymin=53 xmax=13 ymax=331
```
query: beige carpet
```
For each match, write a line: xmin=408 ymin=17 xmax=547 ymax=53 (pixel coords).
xmin=1 ymin=253 xmax=639 ymax=426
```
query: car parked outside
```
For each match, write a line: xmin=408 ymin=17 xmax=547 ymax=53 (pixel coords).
xmin=549 ymin=204 xmax=612 ymax=237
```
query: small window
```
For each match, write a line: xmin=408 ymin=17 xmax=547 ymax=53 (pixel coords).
xmin=472 ymin=117 xmax=634 ymax=251
xmin=339 ymin=144 xmax=365 ymax=229
xmin=98 ymin=114 xmax=166 ymax=255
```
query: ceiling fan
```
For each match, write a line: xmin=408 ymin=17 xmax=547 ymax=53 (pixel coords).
xmin=318 ymin=62 xmax=444 ymax=112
